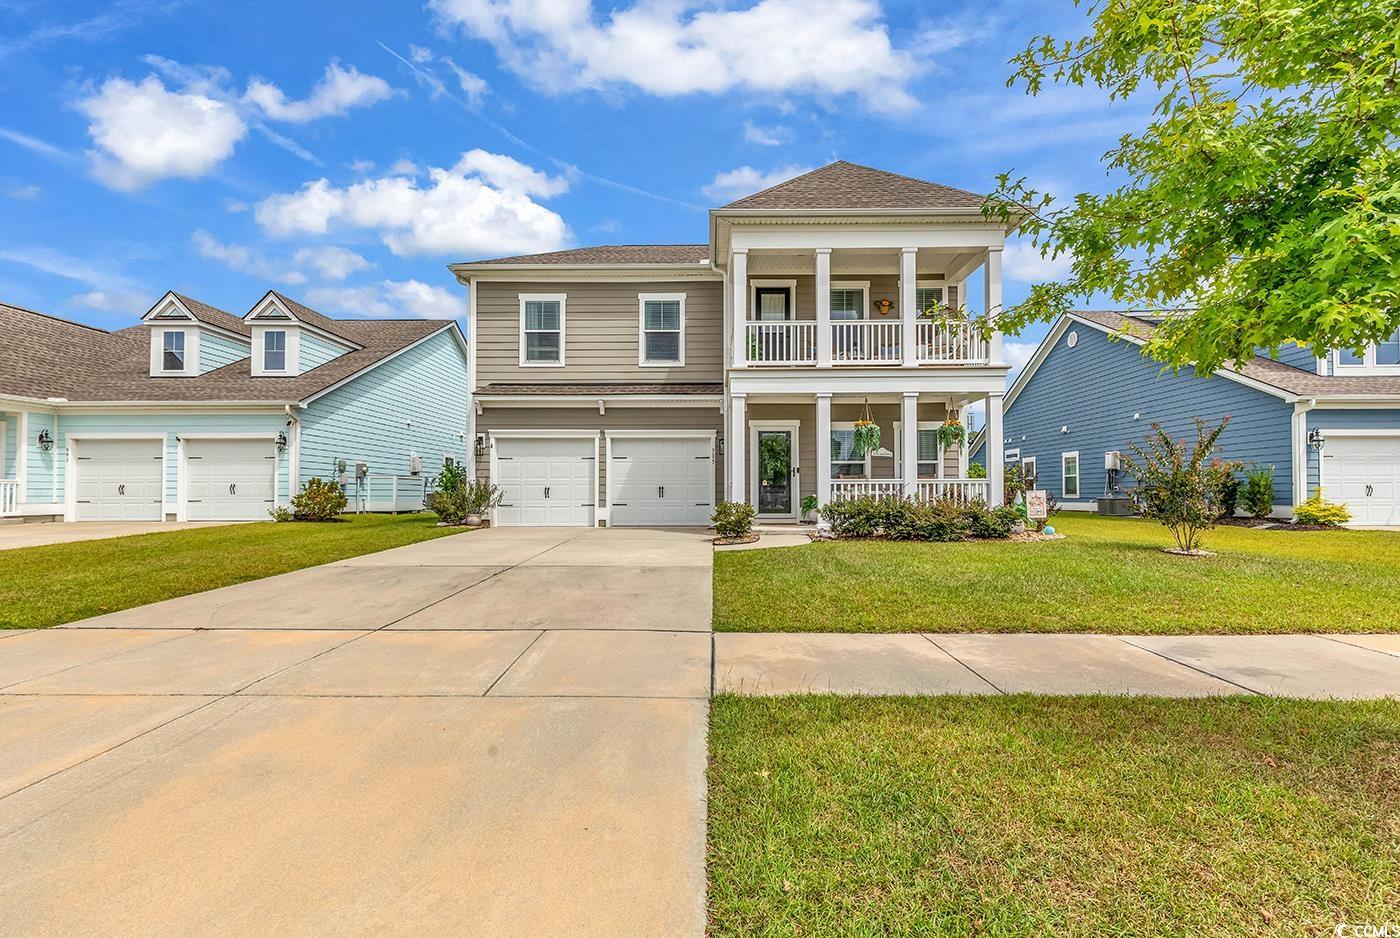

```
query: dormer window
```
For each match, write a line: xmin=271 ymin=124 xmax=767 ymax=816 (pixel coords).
xmin=264 ymin=330 xmax=287 ymax=372
xmin=162 ymin=330 xmax=186 ymax=371
xmin=1335 ymin=330 xmax=1400 ymax=373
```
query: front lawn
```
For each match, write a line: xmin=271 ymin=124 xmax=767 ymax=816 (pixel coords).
xmin=708 ymin=695 xmax=1400 ymax=936
xmin=0 ymin=514 xmax=465 ymax=629
xmin=714 ymin=513 xmax=1400 ymax=633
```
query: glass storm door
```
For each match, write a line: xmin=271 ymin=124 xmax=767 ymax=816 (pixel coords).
xmin=756 ymin=429 xmax=794 ymax=515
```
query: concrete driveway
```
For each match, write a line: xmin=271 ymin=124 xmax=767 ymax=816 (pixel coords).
xmin=0 ymin=526 xmax=712 ymax=936
xmin=0 ymin=520 xmax=235 ymax=551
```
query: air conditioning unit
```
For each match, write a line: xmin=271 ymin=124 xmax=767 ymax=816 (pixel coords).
xmin=1105 ymin=451 xmax=1122 ymax=471
xmin=409 ymin=454 xmax=423 ymax=475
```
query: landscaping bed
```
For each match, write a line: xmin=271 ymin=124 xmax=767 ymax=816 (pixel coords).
xmin=708 ymin=695 xmax=1400 ymax=936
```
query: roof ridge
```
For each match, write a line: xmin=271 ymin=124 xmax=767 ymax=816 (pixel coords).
xmin=0 ymin=302 xmax=114 ymax=334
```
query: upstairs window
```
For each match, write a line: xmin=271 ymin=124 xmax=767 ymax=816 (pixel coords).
xmin=162 ymin=330 xmax=185 ymax=371
xmin=520 ymin=295 xmax=565 ymax=366
xmin=264 ymin=330 xmax=287 ymax=372
xmin=639 ymin=294 xmax=684 ymax=366
xmin=1336 ymin=330 xmax=1400 ymax=371
xmin=915 ymin=286 xmax=943 ymax=317
xmin=829 ymin=286 xmax=866 ymax=321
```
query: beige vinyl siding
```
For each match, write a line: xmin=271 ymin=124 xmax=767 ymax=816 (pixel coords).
xmin=476 ymin=407 xmax=724 ymax=512
xmin=752 ymin=276 xmax=953 ymax=321
xmin=474 ymin=280 xmax=723 ymax=385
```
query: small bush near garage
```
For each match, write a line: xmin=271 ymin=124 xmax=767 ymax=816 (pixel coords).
xmin=1242 ymin=464 xmax=1276 ymax=518
xmin=713 ymin=501 xmax=757 ymax=539
xmin=820 ymin=496 xmax=1020 ymax=542
xmin=1294 ymin=490 xmax=1352 ymax=527
xmin=428 ymin=459 xmax=502 ymax=525
xmin=292 ymin=477 xmax=348 ymax=521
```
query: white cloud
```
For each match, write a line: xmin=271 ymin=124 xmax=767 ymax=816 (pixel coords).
xmin=702 ymin=163 xmax=812 ymax=202
xmin=0 ymin=126 xmax=72 ymax=162
xmin=0 ymin=246 xmax=146 ymax=307
xmin=387 ymin=158 xmax=420 ymax=176
xmin=305 ymin=279 xmax=461 ymax=319
xmin=6 ymin=183 xmax=40 ymax=200
xmin=742 ymin=120 xmax=786 ymax=146
xmin=77 ymin=76 xmax=247 ymax=190
xmin=192 ymin=229 xmax=305 ymax=284
xmin=1003 ymin=339 xmax=1038 ymax=372
xmin=1003 ymin=240 xmax=1075 ymax=282
xmin=254 ymin=149 xmax=570 ymax=257
xmin=71 ymin=289 xmax=149 ymax=315
xmin=292 ymin=245 xmax=372 ymax=281
xmin=429 ymin=0 xmax=921 ymax=112
xmin=244 ymin=62 xmax=394 ymax=123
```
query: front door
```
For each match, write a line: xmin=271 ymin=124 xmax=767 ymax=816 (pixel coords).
xmin=751 ymin=423 xmax=799 ymax=518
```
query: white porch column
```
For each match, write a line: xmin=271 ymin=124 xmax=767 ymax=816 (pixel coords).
xmin=958 ymin=404 xmax=971 ymax=477
xmin=731 ymin=249 xmax=749 ymax=368
xmin=985 ymin=247 xmax=1004 ymax=366
xmin=901 ymin=392 xmax=918 ymax=496
xmin=900 ymin=247 xmax=918 ymax=366
xmin=729 ymin=393 xmax=747 ymax=502
xmin=815 ymin=248 xmax=832 ymax=367
xmin=815 ymin=392 xmax=832 ymax=522
xmin=986 ymin=392 xmax=1005 ymax=507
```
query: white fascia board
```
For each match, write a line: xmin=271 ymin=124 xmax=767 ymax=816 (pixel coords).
xmin=141 ymin=291 xmax=194 ymax=322
xmin=475 ymin=394 xmax=723 ymax=408
xmin=730 ymin=226 xmax=1007 ymax=251
xmin=37 ymin=402 xmax=290 ymax=413
xmin=298 ymin=323 xmax=464 ymax=407
xmin=728 ymin=369 xmax=1007 ymax=397
xmin=451 ymin=265 xmax=718 ymax=285
xmin=1308 ymin=396 xmax=1400 ymax=407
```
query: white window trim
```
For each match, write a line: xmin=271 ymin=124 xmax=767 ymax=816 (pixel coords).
xmin=519 ymin=293 xmax=566 ymax=368
xmin=1022 ymin=455 xmax=1037 ymax=486
xmin=892 ymin=421 xmax=944 ymax=479
xmin=830 ymin=420 xmax=874 ymax=479
xmin=638 ymin=292 xmax=686 ymax=367
xmin=263 ymin=329 xmax=289 ymax=374
xmin=750 ymin=279 xmax=796 ymax=322
xmin=1333 ymin=340 xmax=1400 ymax=375
xmin=829 ymin=280 xmax=871 ymax=320
xmin=1062 ymin=451 xmax=1080 ymax=499
xmin=251 ymin=325 xmax=301 ymax=377
xmin=150 ymin=326 xmax=199 ymax=377
xmin=914 ymin=280 xmax=946 ymax=316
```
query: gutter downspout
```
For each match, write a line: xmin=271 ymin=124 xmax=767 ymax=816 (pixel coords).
xmin=284 ymin=404 xmax=302 ymax=506
xmin=711 ymin=253 xmax=730 ymax=501
xmin=1291 ymin=398 xmax=1316 ymax=511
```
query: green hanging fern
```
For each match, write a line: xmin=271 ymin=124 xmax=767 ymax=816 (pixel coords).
xmin=852 ymin=420 xmax=881 ymax=457
xmin=937 ymin=419 xmax=967 ymax=451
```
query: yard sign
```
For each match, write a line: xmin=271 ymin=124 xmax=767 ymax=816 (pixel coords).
xmin=1026 ymin=490 xmax=1048 ymax=520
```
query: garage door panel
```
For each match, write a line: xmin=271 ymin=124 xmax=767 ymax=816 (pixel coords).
xmin=74 ymin=439 xmax=164 ymax=522
xmin=185 ymin=439 xmax=277 ymax=522
xmin=1323 ymin=435 xmax=1400 ymax=526
xmin=609 ymin=436 xmax=714 ymax=527
xmin=493 ymin=437 xmax=595 ymax=526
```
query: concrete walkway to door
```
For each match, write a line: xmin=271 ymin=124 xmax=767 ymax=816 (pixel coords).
xmin=0 ymin=526 xmax=712 ymax=937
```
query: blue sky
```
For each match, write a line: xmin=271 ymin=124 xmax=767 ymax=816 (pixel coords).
xmin=0 ymin=0 xmax=1141 ymax=370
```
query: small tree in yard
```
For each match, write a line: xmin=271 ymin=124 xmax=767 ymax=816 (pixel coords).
xmin=1120 ymin=418 xmax=1235 ymax=554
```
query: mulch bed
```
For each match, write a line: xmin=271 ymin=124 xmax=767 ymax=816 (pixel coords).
xmin=714 ymin=534 xmax=761 ymax=546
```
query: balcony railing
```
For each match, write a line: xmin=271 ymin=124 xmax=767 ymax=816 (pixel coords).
xmin=828 ymin=478 xmax=992 ymax=505
xmin=1 ymin=480 xmax=18 ymax=517
xmin=742 ymin=319 xmax=991 ymax=366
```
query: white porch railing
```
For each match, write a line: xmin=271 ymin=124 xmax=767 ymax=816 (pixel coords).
xmin=831 ymin=321 xmax=902 ymax=364
xmin=746 ymin=322 xmax=816 ymax=364
xmin=915 ymin=479 xmax=991 ymax=505
xmin=0 ymin=480 xmax=17 ymax=517
xmin=829 ymin=480 xmax=904 ymax=500
xmin=916 ymin=320 xmax=990 ymax=365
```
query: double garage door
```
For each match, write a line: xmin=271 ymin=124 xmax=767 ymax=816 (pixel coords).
xmin=493 ymin=434 xmax=714 ymax=527
xmin=1323 ymin=435 xmax=1400 ymax=526
xmin=73 ymin=437 xmax=275 ymax=522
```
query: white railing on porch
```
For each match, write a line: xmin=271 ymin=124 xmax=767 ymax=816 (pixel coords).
xmin=916 ymin=320 xmax=990 ymax=365
xmin=831 ymin=321 xmax=902 ymax=364
xmin=746 ymin=322 xmax=816 ymax=364
xmin=829 ymin=480 xmax=904 ymax=500
xmin=827 ymin=478 xmax=992 ymax=506
xmin=0 ymin=480 xmax=18 ymax=517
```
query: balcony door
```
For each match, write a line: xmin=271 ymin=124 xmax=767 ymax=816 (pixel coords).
xmin=754 ymin=287 xmax=791 ymax=321
xmin=750 ymin=421 xmax=800 ymax=519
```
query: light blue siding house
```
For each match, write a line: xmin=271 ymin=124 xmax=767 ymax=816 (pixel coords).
xmin=0 ymin=290 xmax=469 ymax=524
xmin=971 ymin=311 xmax=1400 ymax=525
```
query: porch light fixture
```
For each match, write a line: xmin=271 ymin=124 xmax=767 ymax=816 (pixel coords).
xmin=1307 ymin=428 xmax=1325 ymax=449
xmin=36 ymin=428 xmax=53 ymax=451
xmin=275 ymin=431 xmax=288 ymax=453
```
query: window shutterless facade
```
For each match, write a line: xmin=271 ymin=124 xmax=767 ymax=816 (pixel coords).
xmin=1062 ymin=452 xmax=1080 ymax=498
xmin=638 ymin=293 xmax=684 ymax=366
xmin=829 ymin=283 xmax=869 ymax=321
xmin=162 ymin=330 xmax=185 ymax=371
xmin=263 ymin=330 xmax=287 ymax=372
xmin=830 ymin=422 xmax=870 ymax=479
xmin=1022 ymin=456 xmax=1037 ymax=487
xmin=519 ymin=294 xmax=565 ymax=366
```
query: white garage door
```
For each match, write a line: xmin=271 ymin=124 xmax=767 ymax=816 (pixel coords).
xmin=494 ymin=436 xmax=596 ymax=526
xmin=74 ymin=438 xmax=164 ymax=521
xmin=185 ymin=438 xmax=277 ymax=521
xmin=609 ymin=435 xmax=714 ymax=527
xmin=1323 ymin=435 xmax=1400 ymax=525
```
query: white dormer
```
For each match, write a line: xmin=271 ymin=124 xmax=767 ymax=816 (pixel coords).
xmin=143 ymin=295 xmax=201 ymax=377
xmin=244 ymin=292 xmax=357 ymax=377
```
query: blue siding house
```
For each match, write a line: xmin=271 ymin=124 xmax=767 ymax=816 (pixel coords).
xmin=0 ymin=291 xmax=468 ymax=523
xmin=971 ymin=311 xmax=1400 ymax=525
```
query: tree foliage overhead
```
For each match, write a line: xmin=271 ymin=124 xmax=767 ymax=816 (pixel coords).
xmin=985 ymin=0 xmax=1400 ymax=373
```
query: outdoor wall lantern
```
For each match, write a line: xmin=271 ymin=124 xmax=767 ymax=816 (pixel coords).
xmin=1307 ymin=428 xmax=1325 ymax=449
xmin=275 ymin=431 xmax=288 ymax=453
xmin=36 ymin=428 xmax=53 ymax=451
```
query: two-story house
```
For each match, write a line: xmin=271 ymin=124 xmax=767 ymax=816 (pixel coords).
xmin=451 ymin=161 xmax=1015 ymax=527
xmin=969 ymin=311 xmax=1400 ymax=525
xmin=0 ymin=291 xmax=469 ymax=523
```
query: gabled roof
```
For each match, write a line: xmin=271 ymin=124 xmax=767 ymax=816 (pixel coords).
xmin=172 ymin=292 xmax=252 ymax=337
xmin=720 ymin=160 xmax=986 ymax=211
xmin=452 ymin=244 xmax=711 ymax=268
xmin=254 ymin=291 xmax=361 ymax=346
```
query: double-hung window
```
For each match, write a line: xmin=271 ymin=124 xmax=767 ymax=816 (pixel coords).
xmin=830 ymin=423 xmax=868 ymax=479
xmin=1022 ymin=456 xmax=1038 ymax=488
xmin=639 ymin=293 xmax=684 ymax=366
xmin=520 ymin=294 xmax=565 ymax=366
xmin=263 ymin=330 xmax=287 ymax=372
xmin=162 ymin=330 xmax=185 ymax=371
xmin=894 ymin=423 xmax=943 ymax=479
xmin=1062 ymin=452 xmax=1080 ymax=499
xmin=915 ymin=285 xmax=943 ymax=317
xmin=829 ymin=285 xmax=866 ymax=321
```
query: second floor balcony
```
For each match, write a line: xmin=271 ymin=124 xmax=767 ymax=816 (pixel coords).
xmin=746 ymin=318 xmax=990 ymax=366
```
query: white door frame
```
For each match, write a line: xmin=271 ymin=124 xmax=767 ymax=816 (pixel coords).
xmin=487 ymin=429 xmax=601 ymax=527
xmin=64 ymin=433 xmax=168 ymax=522
xmin=176 ymin=433 xmax=281 ymax=523
xmin=749 ymin=419 xmax=801 ymax=519
xmin=605 ymin=430 xmax=718 ymax=526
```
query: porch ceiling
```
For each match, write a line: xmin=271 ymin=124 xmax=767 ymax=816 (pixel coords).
xmin=745 ymin=248 xmax=983 ymax=277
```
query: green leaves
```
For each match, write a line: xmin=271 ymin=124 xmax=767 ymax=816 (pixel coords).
xmin=986 ymin=0 xmax=1400 ymax=372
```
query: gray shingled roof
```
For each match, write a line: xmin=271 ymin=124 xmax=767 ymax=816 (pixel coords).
xmin=455 ymin=244 xmax=710 ymax=267
xmin=721 ymin=160 xmax=986 ymax=211
xmin=171 ymin=293 xmax=251 ymax=337
xmin=0 ymin=300 xmax=458 ymax=403
xmin=478 ymin=382 xmax=722 ymax=395
xmin=1076 ymin=311 xmax=1400 ymax=397
xmin=266 ymin=291 xmax=360 ymax=345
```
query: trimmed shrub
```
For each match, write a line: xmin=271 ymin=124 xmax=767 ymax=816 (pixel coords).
xmin=968 ymin=462 xmax=987 ymax=479
xmin=820 ymin=496 xmax=884 ymax=538
xmin=1213 ymin=464 xmax=1240 ymax=518
xmin=1294 ymin=490 xmax=1351 ymax=527
xmin=1241 ymin=464 xmax=1275 ymax=518
xmin=292 ymin=477 xmax=347 ymax=521
xmin=712 ymin=500 xmax=756 ymax=538
xmin=821 ymin=495 xmax=1017 ymax=542
xmin=966 ymin=501 xmax=1020 ymax=539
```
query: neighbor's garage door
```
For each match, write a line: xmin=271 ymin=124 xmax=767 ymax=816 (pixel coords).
xmin=609 ymin=435 xmax=714 ymax=527
xmin=1323 ymin=435 xmax=1400 ymax=525
xmin=185 ymin=438 xmax=277 ymax=521
xmin=74 ymin=438 xmax=164 ymax=521
xmin=494 ymin=436 xmax=596 ymax=526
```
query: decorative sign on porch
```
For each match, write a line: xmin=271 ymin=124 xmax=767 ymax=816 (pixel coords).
xmin=1026 ymin=490 xmax=1048 ymax=520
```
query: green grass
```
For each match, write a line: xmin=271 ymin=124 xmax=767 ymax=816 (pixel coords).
xmin=715 ymin=513 xmax=1400 ymax=633
xmin=0 ymin=515 xmax=466 ymax=629
xmin=708 ymin=695 xmax=1400 ymax=937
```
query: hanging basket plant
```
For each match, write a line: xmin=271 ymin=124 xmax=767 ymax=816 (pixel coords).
xmin=852 ymin=398 xmax=881 ymax=457
xmin=938 ymin=417 xmax=967 ymax=451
